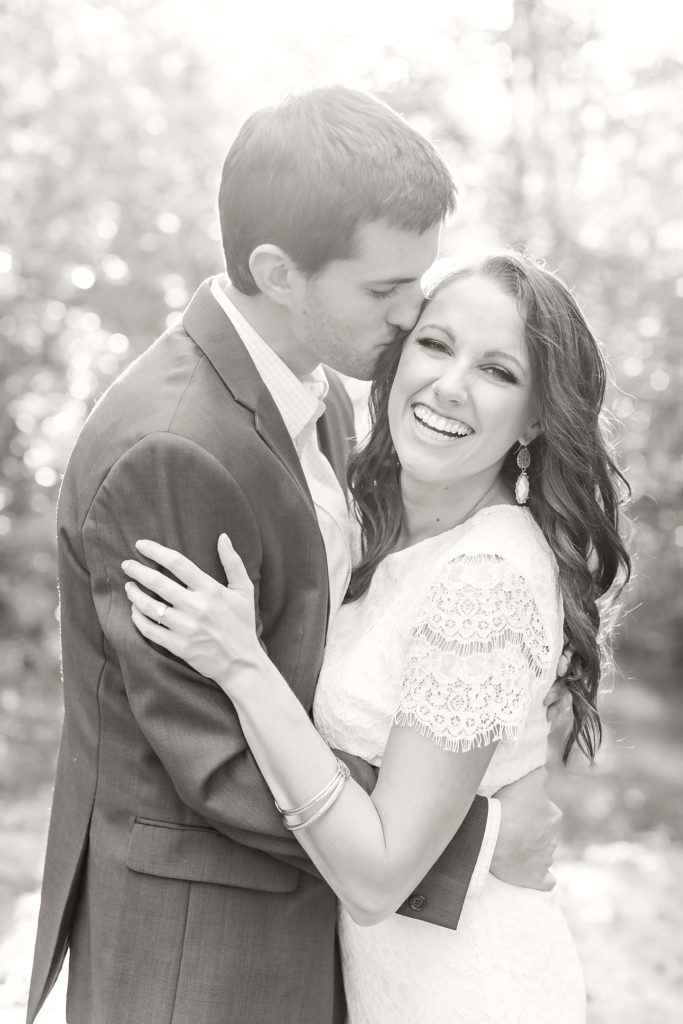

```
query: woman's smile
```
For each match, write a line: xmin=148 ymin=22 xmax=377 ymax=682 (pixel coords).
xmin=411 ymin=402 xmax=475 ymax=442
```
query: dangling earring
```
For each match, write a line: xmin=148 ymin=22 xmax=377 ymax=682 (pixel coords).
xmin=515 ymin=444 xmax=531 ymax=505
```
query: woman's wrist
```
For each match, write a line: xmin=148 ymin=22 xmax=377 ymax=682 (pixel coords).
xmin=214 ymin=650 xmax=283 ymax=701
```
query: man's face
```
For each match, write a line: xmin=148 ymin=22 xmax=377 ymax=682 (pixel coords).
xmin=290 ymin=220 xmax=441 ymax=380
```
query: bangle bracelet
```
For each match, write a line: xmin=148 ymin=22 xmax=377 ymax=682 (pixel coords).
xmin=279 ymin=760 xmax=350 ymax=830
xmin=275 ymin=758 xmax=349 ymax=817
xmin=282 ymin=765 xmax=349 ymax=831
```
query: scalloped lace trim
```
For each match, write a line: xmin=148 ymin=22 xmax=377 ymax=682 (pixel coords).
xmin=393 ymin=710 xmax=522 ymax=752
xmin=394 ymin=553 xmax=551 ymax=753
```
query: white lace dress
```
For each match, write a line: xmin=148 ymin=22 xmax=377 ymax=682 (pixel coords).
xmin=313 ymin=505 xmax=586 ymax=1024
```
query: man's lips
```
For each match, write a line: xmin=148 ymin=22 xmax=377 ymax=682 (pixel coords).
xmin=412 ymin=403 xmax=474 ymax=438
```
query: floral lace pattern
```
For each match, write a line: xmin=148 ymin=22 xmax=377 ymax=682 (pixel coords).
xmin=394 ymin=554 xmax=550 ymax=753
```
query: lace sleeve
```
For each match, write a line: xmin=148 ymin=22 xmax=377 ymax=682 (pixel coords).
xmin=394 ymin=553 xmax=551 ymax=752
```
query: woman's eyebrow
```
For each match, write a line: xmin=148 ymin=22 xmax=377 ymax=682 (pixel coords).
xmin=483 ymin=349 xmax=527 ymax=374
xmin=416 ymin=322 xmax=455 ymax=341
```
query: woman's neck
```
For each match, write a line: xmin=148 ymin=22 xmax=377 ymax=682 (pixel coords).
xmin=396 ymin=472 xmax=513 ymax=551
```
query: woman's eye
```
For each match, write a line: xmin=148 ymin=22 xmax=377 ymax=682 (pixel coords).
xmin=368 ymin=286 xmax=398 ymax=299
xmin=484 ymin=365 xmax=518 ymax=383
xmin=416 ymin=337 xmax=450 ymax=353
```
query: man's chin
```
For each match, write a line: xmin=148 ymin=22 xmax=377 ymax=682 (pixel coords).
xmin=329 ymin=337 xmax=402 ymax=381
xmin=367 ymin=338 xmax=404 ymax=379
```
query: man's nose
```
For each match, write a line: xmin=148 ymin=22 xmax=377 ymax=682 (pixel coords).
xmin=387 ymin=285 xmax=424 ymax=332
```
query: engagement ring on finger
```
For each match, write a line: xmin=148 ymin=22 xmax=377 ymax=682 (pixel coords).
xmin=156 ymin=603 xmax=168 ymax=626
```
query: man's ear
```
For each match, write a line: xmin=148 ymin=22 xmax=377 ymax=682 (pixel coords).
xmin=248 ymin=245 xmax=299 ymax=308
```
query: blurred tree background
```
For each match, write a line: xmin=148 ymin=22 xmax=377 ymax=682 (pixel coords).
xmin=1 ymin=0 xmax=682 ymax=1020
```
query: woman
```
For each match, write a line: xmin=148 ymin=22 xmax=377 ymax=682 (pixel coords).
xmin=123 ymin=251 xmax=630 ymax=1022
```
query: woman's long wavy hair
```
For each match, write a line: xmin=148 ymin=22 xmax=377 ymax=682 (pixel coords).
xmin=346 ymin=250 xmax=631 ymax=762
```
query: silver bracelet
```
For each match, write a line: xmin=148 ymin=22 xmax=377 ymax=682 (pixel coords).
xmin=275 ymin=758 xmax=348 ymax=817
xmin=279 ymin=760 xmax=350 ymax=831
xmin=282 ymin=764 xmax=349 ymax=831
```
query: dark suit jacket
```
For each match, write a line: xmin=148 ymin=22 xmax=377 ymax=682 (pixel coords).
xmin=27 ymin=280 xmax=488 ymax=1024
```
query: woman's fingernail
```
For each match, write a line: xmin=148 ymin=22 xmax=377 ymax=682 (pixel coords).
xmin=136 ymin=540 xmax=150 ymax=551
xmin=121 ymin=561 xmax=130 ymax=571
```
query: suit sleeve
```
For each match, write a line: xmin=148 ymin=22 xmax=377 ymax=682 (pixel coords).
xmin=394 ymin=801 xmax=488 ymax=928
xmin=83 ymin=430 xmax=372 ymax=875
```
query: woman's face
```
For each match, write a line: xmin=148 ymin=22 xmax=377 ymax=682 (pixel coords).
xmin=387 ymin=274 xmax=539 ymax=491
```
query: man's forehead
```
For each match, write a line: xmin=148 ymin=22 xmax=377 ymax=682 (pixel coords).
xmin=351 ymin=219 xmax=441 ymax=277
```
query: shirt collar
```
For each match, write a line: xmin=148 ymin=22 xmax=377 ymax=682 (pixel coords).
xmin=210 ymin=275 xmax=328 ymax=443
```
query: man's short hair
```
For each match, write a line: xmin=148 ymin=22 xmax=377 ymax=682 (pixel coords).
xmin=219 ymin=85 xmax=457 ymax=294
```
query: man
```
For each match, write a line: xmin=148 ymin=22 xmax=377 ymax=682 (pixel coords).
xmin=28 ymin=85 xmax=560 ymax=1024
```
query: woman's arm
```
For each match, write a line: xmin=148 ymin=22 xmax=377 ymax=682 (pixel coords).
xmin=231 ymin=659 xmax=496 ymax=924
xmin=124 ymin=535 xmax=541 ymax=925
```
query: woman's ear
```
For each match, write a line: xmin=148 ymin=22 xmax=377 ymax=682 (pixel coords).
xmin=519 ymin=419 xmax=542 ymax=446
xmin=248 ymin=245 xmax=299 ymax=308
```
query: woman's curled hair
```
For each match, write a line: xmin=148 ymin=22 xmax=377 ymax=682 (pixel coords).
xmin=346 ymin=250 xmax=631 ymax=763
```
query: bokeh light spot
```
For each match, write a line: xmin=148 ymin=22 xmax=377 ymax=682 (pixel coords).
xmin=71 ymin=266 xmax=96 ymax=289
xmin=80 ymin=312 xmax=102 ymax=332
xmin=165 ymin=311 xmax=183 ymax=330
xmin=612 ymin=394 xmax=637 ymax=418
xmin=650 ymin=370 xmax=670 ymax=392
xmin=156 ymin=212 xmax=181 ymax=234
xmin=108 ymin=333 xmax=130 ymax=354
xmin=45 ymin=301 xmax=66 ymax=321
xmin=621 ymin=357 xmax=643 ymax=378
xmin=35 ymin=467 xmax=59 ymax=487
xmin=638 ymin=316 xmax=661 ymax=338
xmin=102 ymin=255 xmax=130 ymax=283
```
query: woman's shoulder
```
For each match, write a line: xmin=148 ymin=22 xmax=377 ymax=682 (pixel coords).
xmin=457 ymin=504 xmax=552 ymax=553
xmin=442 ymin=505 xmax=559 ymax=595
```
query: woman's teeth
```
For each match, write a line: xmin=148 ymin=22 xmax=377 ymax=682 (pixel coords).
xmin=412 ymin=403 xmax=473 ymax=438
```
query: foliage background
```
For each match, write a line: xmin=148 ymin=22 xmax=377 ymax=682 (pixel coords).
xmin=1 ymin=0 xmax=682 ymax=1020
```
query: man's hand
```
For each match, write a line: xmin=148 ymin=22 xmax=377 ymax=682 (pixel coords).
xmin=544 ymin=642 xmax=574 ymax=732
xmin=544 ymin=679 xmax=572 ymax=731
xmin=490 ymin=767 xmax=561 ymax=891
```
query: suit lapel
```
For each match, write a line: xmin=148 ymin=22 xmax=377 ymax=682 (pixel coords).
xmin=182 ymin=281 xmax=360 ymax=632
xmin=182 ymin=280 xmax=314 ymax=507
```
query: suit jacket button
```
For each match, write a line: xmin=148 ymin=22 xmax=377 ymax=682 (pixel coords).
xmin=408 ymin=893 xmax=426 ymax=912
